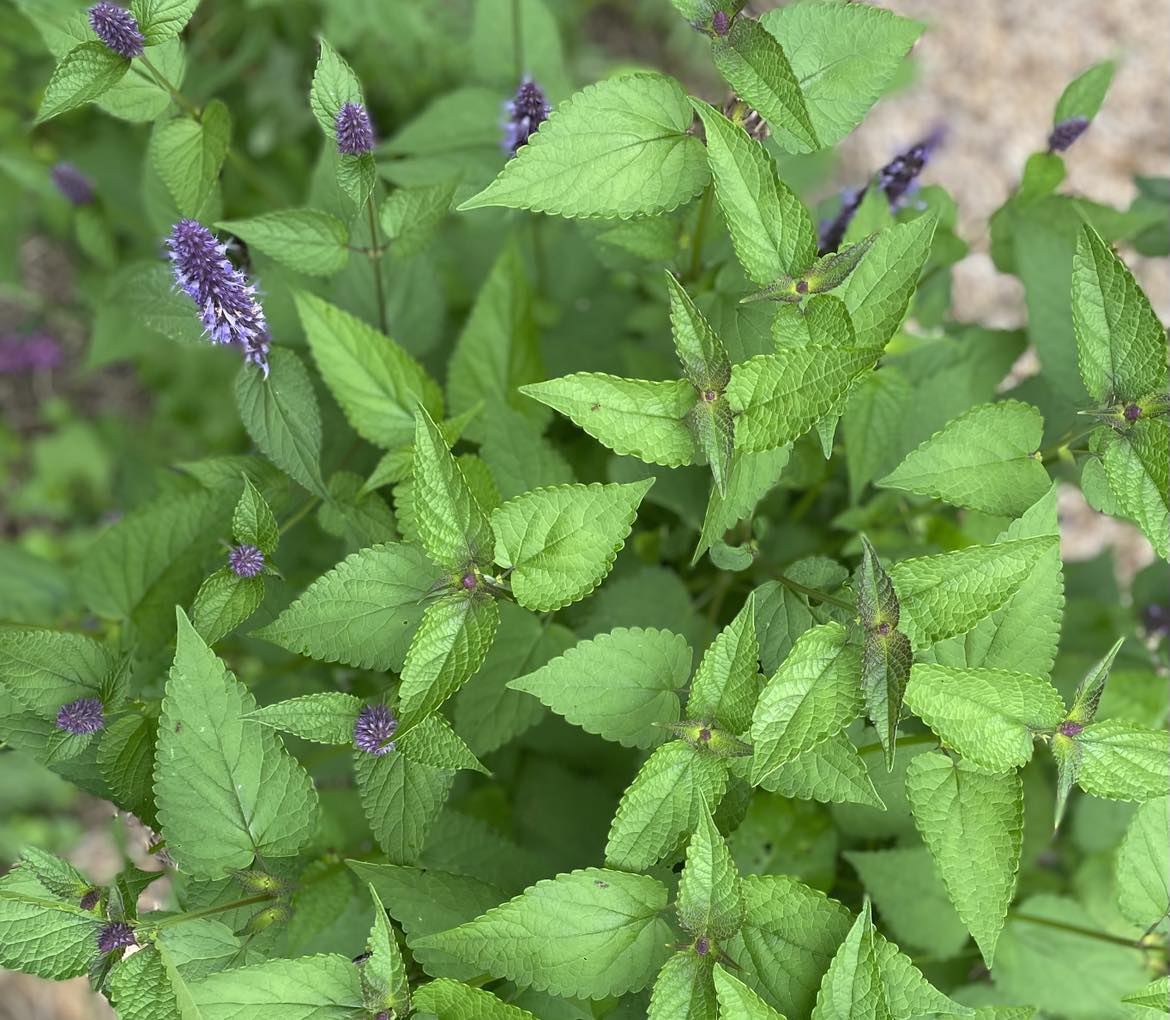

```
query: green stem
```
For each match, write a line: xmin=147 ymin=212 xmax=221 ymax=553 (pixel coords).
xmin=1039 ymin=425 xmax=1097 ymax=462
xmin=511 ymin=0 xmax=524 ymax=80
xmin=152 ymin=892 xmax=275 ymax=930
xmin=686 ymin=185 xmax=714 ymax=281
xmin=137 ymin=53 xmax=202 ymax=121
xmin=1007 ymin=912 xmax=1152 ymax=950
xmin=855 ymin=731 xmax=938 ymax=757
xmin=775 ymin=572 xmax=854 ymax=613
xmin=366 ymin=197 xmax=388 ymax=335
xmin=279 ymin=495 xmax=321 ymax=536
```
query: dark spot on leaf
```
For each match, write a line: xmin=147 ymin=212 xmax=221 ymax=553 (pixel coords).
xmin=590 ymin=403 xmax=600 ymax=412
xmin=594 ymin=879 xmax=609 ymax=888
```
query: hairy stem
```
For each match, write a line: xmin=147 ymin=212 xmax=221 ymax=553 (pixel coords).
xmin=152 ymin=892 xmax=275 ymax=930
xmin=137 ymin=53 xmax=202 ymax=121
xmin=855 ymin=731 xmax=938 ymax=757
xmin=686 ymin=184 xmax=714 ymax=281
xmin=366 ymin=197 xmax=388 ymax=335
xmin=775 ymin=572 xmax=855 ymax=613
xmin=1007 ymin=911 xmax=1153 ymax=950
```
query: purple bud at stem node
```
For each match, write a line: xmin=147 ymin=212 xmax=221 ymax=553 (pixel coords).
xmin=56 ymin=697 xmax=105 ymax=736
xmin=1048 ymin=117 xmax=1090 ymax=153
xmin=354 ymin=704 xmax=398 ymax=755
xmin=97 ymin=921 xmax=136 ymax=955
xmin=88 ymin=2 xmax=144 ymax=58
xmin=712 ymin=11 xmax=730 ymax=36
xmin=503 ymin=77 xmax=551 ymax=155
xmin=335 ymin=102 xmax=375 ymax=156
xmin=1059 ymin=720 xmax=1084 ymax=737
xmin=228 ymin=544 xmax=265 ymax=578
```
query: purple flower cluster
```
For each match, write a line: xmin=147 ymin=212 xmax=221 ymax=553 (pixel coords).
xmin=1047 ymin=117 xmax=1090 ymax=153
xmin=335 ymin=102 xmax=375 ymax=155
xmin=0 ymin=333 xmax=63 ymax=374
xmin=56 ymin=697 xmax=105 ymax=736
xmin=50 ymin=162 xmax=95 ymax=205
xmin=167 ymin=219 xmax=270 ymax=377
xmin=354 ymin=704 xmax=398 ymax=756
xmin=88 ymin=2 xmax=144 ymax=59
xmin=228 ymin=544 xmax=265 ymax=578
xmin=502 ymin=78 xmax=551 ymax=155
xmin=97 ymin=921 xmax=136 ymax=955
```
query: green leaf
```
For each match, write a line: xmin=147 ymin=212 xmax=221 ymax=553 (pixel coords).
xmin=750 ymin=623 xmax=863 ymax=784
xmin=0 ymin=630 xmax=113 ymax=717
xmin=191 ymin=568 xmax=264 ymax=645
xmin=606 ymin=740 xmax=729 ymax=871
xmin=904 ymin=664 xmax=1065 ymax=770
xmin=842 ymin=216 xmax=937 ymax=350
xmin=888 ymin=536 xmax=1056 ymax=649
xmin=187 ymin=954 xmax=364 ymax=1018
xmin=691 ymin=396 xmax=737 ymax=497
xmin=231 ymin=476 xmax=278 ymax=554
xmin=152 ymin=101 xmax=231 ymax=218
xmin=414 ymin=978 xmax=539 ymax=1020
xmin=1054 ymin=60 xmax=1116 ymax=124
xmin=727 ymin=346 xmax=881 ymax=453
xmin=459 ymin=73 xmax=709 ymax=219
xmin=154 ymin=610 xmax=319 ymax=878
xmin=759 ymin=3 xmax=923 ymax=148
xmin=0 ymin=868 xmax=101 ymax=979
xmin=1075 ymin=719 xmax=1170 ymax=801
xmin=295 ymin=291 xmax=443 ymax=451
xmin=1092 ymin=416 xmax=1169 ymax=560
xmin=397 ymin=713 xmax=487 ymax=775
xmin=843 ymin=366 xmax=913 ymax=499
xmin=16 ymin=848 xmax=90 ymax=902
xmin=648 ymin=950 xmax=717 ymax=1020
xmin=235 ymin=348 xmax=328 ymax=499
xmin=309 ymin=38 xmax=363 ymax=138
xmin=1072 ymin=225 xmax=1169 ymax=403
xmin=254 ymin=541 xmax=432 ymax=672
xmin=679 ymin=808 xmax=744 ymax=940
xmin=354 ymin=749 xmax=453 ymax=864
xmin=688 ymin=99 xmax=816 ymax=284
xmin=398 ymin=593 xmax=500 ymax=727
xmin=695 ymin=445 xmax=791 ymax=564
xmin=878 ymin=401 xmax=1051 ymax=516
xmin=412 ymin=405 xmax=495 ymax=569
xmin=1066 ymin=636 xmax=1125 ymax=725
xmin=758 ymin=733 xmax=885 ymax=809
xmin=248 ymin=692 xmax=362 ymax=745
xmin=521 ymin=374 xmax=699 ymax=467
xmin=1123 ymin=976 xmax=1170 ymax=1012
xmin=361 ymin=885 xmax=409 ymax=1014
xmin=906 ymin=753 xmax=1023 ymax=967
xmin=710 ymin=18 xmax=818 ymax=154
xmin=381 ymin=179 xmax=457 ymax=259
xmin=477 ymin=405 xmax=575 ymax=501
xmin=667 ymin=272 xmax=732 ymax=393
xmin=687 ymin=592 xmax=760 ymax=735
xmin=1116 ymin=795 xmax=1169 ymax=932
xmin=414 ymin=868 xmax=672 ymax=999
xmin=130 ymin=0 xmax=199 ymax=44
xmin=217 ymin=210 xmax=348 ymax=277
xmin=509 ymin=627 xmax=691 ymax=748
xmin=491 ymin=479 xmax=654 ymax=611
xmin=108 ymin=945 xmax=182 ymax=1020
xmin=810 ymin=900 xmax=890 ymax=1020
xmin=714 ymin=963 xmax=787 ymax=1020
xmin=99 ymin=714 xmax=159 ymax=826
xmin=36 ymin=42 xmax=129 ymax=124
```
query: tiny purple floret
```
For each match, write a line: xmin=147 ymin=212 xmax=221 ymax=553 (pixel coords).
xmin=1048 ymin=117 xmax=1090 ymax=153
xmin=503 ymin=77 xmax=551 ymax=155
xmin=695 ymin=936 xmax=711 ymax=956
xmin=88 ymin=2 xmax=144 ymax=58
xmin=50 ymin=162 xmax=95 ymax=205
xmin=712 ymin=10 xmax=730 ymax=36
xmin=698 ymin=727 xmax=712 ymax=743
xmin=79 ymin=889 xmax=101 ymax=911
xmin=1059 ymin=720 xmax=1084 ymax=737
xmin=97 ymin=921 xmax=136 ymax=955
xmin=461 ymin=571 xmax=478 ymax=591
xmin=1123 ymin=403 xmax=1142 ymax=422
xmin=228 ymin=544 xmax=264 ymax=578
xmin=335 ymin=102 xmax=375 ymax=156
xmin=354 ymin=704 xmax=398 ymax=756
xmin=56 ymin=697 xmax=105 ymax=736
xmin=877 ymin=621 xmax=891 ymax=636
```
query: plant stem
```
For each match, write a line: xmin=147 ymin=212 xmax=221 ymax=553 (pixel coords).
xmin=366 ymin=197 xmax=388 ymax=335
xmin=686 ymin=185 xmax=714 ymax=281
xmin=775 ymin=572 xmax=854 ymax=612
xmin=1007 ymin=912 xmax=1153 ymax=950
xmin=279 ymin=495 xmax=321 ymax=535
xmin=152 ymin=892 xmax=275 ymax=930
xmin=511 ymin=0 xmax=524 ymax=81
xmin=137 ymin=53 xmax=202 ymax=121
xmin=855 ymin=731 xmax=938 ymax=757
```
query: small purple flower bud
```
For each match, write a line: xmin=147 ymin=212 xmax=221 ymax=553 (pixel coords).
xmin=79 ymin=889 xmax=101 ymax=911
xmin=1047 ymin=117 xmax=1090 ymax=153
xmin=503 ymin=77 xmax=551 ymax=155
xmin=0 ymin=333 xmax=63 ymax=374
xmin=461 ymin=571 xmax=478 ymax=591
xmin=56 ymin=697 xmax=105 ymax=736
xmin=97 ymin=921 xmax=136 ymax=955
xmin=795 ymin=279 xmax=809 ymax=294
xmin=335 ymin=102 xmax=375 ymax=156
xmin=1123 ymin=403 xmax=1142 ymax=422
xmin=698 ymin=727 xmax=712 ymax=743
xmin=167 ymin=219 xmax=270 ymax=376
xmin=1059 ymin=720 xmax=1085 ymax=737
xmin=228 ymin=544 xmax=264 ymax=578
xmin=695 ymin=935 xmax=711 ymax=955
xmin=88 ymin=2 xmax=144 ymax=58
xmin=354 ymin=704 xmax=398 ymax=755
xmin=50 ymin=162 xmax=95 ymax=205
xmin=1142 ymin=603 xmax=1170 ymax=638
xmin=712 ymin=11 xmax=730 ymax=36
xmin=877 ymin=621 xmax=891 ymax=636
xmin=702 ymin=389 xmax=717 ymax=402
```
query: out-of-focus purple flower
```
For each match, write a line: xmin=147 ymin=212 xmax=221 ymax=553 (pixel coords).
xmin=354 ymin=704 xmax=398 ymax=755
xmin=1047 ymin=117 xmax=1090 ymax=153
xmin=88 ymin=2 xmax=144 ymax=58
xmin=166 ymin=219 xmax=270 ymax=376
xmin=1058 ymin=720 xmax=1085 ymax=737
xmin=79 ymin=889 xmax=101 ymax=911
xmin=335 ymin=102 xmax=375 ymax=156
xmin=502 ymin=77 xmax=551 ymax=155
xmin=818 ymin=188 xmax=866 ymax=256
xmin=56 ymin=697 xmax=105 ymax=736
xmin=50 ymin=162 xmax=95 ymax=205
xmin=97 ymin=921 xmax=137 ymax=955
xmin=0 ymin=333 xmax=64 ymax=374
xmin=228 ymin=544 xmax=264 ymax=578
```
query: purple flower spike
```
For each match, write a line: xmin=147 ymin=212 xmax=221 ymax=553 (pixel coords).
xmin=166 ymin=219 xmax=270 ymax=375
xmin=877 ymin=128 xmax=945 ymax=208
xmin=354 ymin=704 xmax=398 ymax=756
xmin=1059 ymin=720 xmax=1085 ymax=738
xmin=56 ymin=697 xmax=105 ymax=736
xmin=88 ymin=2 xmax=144 ymax=58
xmin=335 ymin=102 xmax=375 ymax=155
xmin=97 ymin=921 xmax=137 ymax=955
xmin=1048 ymin=117 xmax=1090 ymax=153
xmin=50 ymin=162 xmax=95 ymax=205
xmin=502 ymin=77 xmax=551 ymax=155
xmin=712 ymin=11 xmax=730 ymax=35
xmin=228 ymin=544 xmax=264 ymax=578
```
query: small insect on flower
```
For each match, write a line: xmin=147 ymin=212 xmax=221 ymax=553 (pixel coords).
xmin=88 ymin=2 xmax=145 ymax=59
xmin=97 ymin=921 xmax=136 ymax=956
xmin=228 ymin=544 xmax=265 ymax=578
xmin=354 ymin=704 xmax=398 ymax=756
xmin=503 ymin=77 xmax=551 ymax=155
xmin=50 ymin=162 xmax=95 ymax=205
xmin=335 ymin=102 xmax=375 ymax=155
xmin=166 ymin=219 xmax=271 ymax=377
xmin=1047 ymin=117 xmax=1090 ymax=153
xmin=56 ymin=697 xmax=105 ymax=736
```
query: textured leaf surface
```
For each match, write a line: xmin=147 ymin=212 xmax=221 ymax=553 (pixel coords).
xmin=217 ymin=209 xmax=347 ymax=277
xmin=906 ymin=753 xmax=1023 ymax=966
xmin=355 ymin=749 xmax=453 ymax=864
xmin=36 ymin=42 xmax=129 ymax=123
xmin=759 ymin=733 xmax=884 ymax=809
xmin=493 ymin=480 xmax=653 ymax=612
xmin=648 ymin=950 xmax=717 ymax=1020
xmin=810 ymin=900 xmax=890 ymax=1020
xmin=1093 ymin=419 xmax=1170 ymax=560
xmin=308 ymin=38 xmax=362 ymax=137
xmin=188 ymin=954 xmax=363 ymax=1019
xmin=248 ymin=692 xmax=362 ymax=745
xmin=0 ymin=630 xmax=113 ymax=716
xmin=1116 ymin=795 xmax=1169 ymax=931
xmin=152 ymin=101 xmax=231 ymax=218
xmin=678 ymin=808 xmax=744 ymax=940
xmin=687 ymin=593 xmax=760 ymax=735
xmin=1075 ymin=719 xmax=1170 ymax=801
xmin=191 ymin=569 xmax=263 ymax=646
xmin=362 ymin=885 xmax=409 ymax=1014
xmin=714 ymin=964 xmax=787 ymax=1020
xmin=414 ymin=978 xmax=539 ymax=1020
xmin=0 ymin=869 xmax=101 ymax=979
